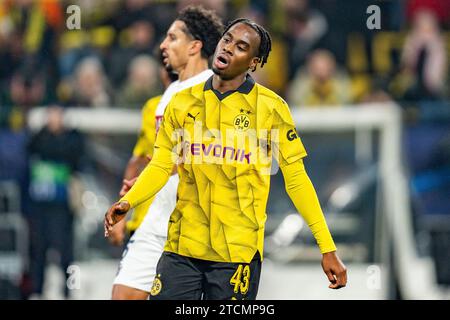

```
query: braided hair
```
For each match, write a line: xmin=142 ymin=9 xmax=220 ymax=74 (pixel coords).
xmin=222 ymin=18 xmax=272 ymax=71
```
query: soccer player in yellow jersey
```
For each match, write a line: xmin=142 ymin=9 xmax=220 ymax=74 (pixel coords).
xmin=105 ymin=18 xmax=347 ymax=299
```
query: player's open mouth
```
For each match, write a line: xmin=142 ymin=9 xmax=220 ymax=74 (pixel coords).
xmin=214 ymin=54 xmax=230 ymax=69
xmin=162 ymin=52 xmax=169 ymax=65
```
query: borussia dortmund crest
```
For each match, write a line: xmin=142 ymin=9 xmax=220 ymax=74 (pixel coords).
xmin=234 ymin=109 xmax=251 ymax=131
xmin=150 ymin=274 xmax=162 ymax=296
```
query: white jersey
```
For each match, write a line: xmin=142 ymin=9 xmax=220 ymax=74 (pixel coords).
xmin=144 ymin=69 xmax=213 ymax=237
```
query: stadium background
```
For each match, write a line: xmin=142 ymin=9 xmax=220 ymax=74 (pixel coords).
xmin=0 ymin=0 xmax=450 ymax=299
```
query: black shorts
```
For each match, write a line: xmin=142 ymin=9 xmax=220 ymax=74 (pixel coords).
xmin=149 ymin=251 xmax=262 ymax=300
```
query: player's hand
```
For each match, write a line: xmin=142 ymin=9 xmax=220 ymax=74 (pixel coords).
xmin=107 ymin=218 xmax=127 ymax=246
xmin=104 ymin=201 xmax=130 ymax=237
xmin=119 ymin=178 xmax=138 ymax=197
xmin=321 ymin=251 xmax=347 ymax=289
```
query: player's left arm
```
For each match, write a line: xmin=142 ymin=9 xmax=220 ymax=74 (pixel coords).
xmin=273 ymin=98 xmax=347 ymax=289
xmin=281 ymin=160 xmax=347 ymax=289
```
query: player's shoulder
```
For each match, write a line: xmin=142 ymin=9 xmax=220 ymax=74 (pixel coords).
xmin=142 ymin=95 xmax=162 ymax=113
xmin=168 ymin=82 xmax=206 ymax=109
xmin=177 ymin=81 xmax=206 ymax=97
xmin=254 ymin=82 xmax=289 ymax=111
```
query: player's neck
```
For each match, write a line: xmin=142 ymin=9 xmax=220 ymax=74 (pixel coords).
xmin=212 ymin=73 xmax=247 ymax=94
xmin=177 ymin=57 xmax=208 ymax=82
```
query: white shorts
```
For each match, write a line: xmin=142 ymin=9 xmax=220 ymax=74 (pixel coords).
xmin=112 ymin=175 xmax=179 ymax=292
xmin=112 ymin=231 xmax=165 ymax=292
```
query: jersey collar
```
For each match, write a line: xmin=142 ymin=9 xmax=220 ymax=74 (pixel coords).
xmin=204 ymin=74 xmax=255 ymax=100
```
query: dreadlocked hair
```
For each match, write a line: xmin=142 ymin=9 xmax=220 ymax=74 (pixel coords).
xmin=223 ymin=18 xmax=272 ymax=71
xmin=177 ymin=6 xmax=224 ymax=59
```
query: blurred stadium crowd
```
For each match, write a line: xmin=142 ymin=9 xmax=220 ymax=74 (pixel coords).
xmin=0 ymin=0 xmax=449 ymax=111
xmin=0 ymin=0 xmax=450 ymax=299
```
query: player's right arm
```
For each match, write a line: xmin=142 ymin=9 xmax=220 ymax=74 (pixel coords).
xmin=107 ymin=156 xmax=148 ymax=245
xmin=108 ymin=100 xmax=155 ymax=245
xmin=104 ymin=101 xmax=179 ymax=236
xmin=119 ymin=99 xmax=157 ymax=196
xmin=119 ymin=156 xmax=149 ymax=197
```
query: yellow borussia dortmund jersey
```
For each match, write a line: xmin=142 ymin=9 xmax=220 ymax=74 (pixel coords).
xmin=154 ymin=75 xmax=307 ymax=263
xmin=127 ymin=95 xmax=161 ymax=232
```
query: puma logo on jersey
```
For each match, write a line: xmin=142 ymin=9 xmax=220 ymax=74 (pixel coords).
xmin=187 ymin=112 xmax=200 ymax=121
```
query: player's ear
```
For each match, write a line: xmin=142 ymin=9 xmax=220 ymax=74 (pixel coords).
xmin=249 ymin=57 xmax=260 ymax=72
xmin=189 ymin=40 xmax=203 ymax=56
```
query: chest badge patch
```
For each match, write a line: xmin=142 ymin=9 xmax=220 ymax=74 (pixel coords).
xmin=234 ymin=109 xmax=251 ymax=131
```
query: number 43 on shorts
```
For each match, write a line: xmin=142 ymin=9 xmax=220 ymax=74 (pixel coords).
xmin=230 ymin=264 xmax=251 ymax=295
